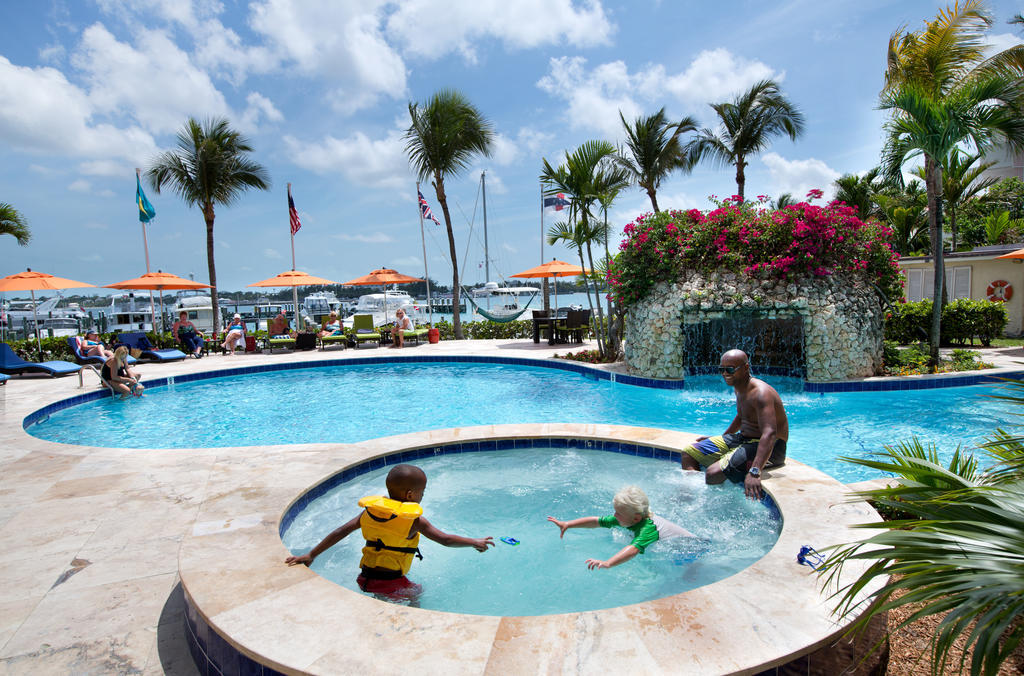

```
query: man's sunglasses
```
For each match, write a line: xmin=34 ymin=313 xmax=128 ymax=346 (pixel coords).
xmin=718 ymin=364 xmax=746 ymax=374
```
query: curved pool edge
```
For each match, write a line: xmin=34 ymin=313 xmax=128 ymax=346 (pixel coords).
xmin=178 ymin=423 xmax=885 ymax=675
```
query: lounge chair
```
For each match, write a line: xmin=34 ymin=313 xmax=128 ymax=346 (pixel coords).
xmin=115 ymin=331 xmax=187 ymax=362
xmin=0 ymin=342 xmax=83 ymax=378
xmin=351 ymin=314 xmax=381 ymax=348
xmin=0 ymin=373 xmax=9 ymax=385
xmin=265 ymin=319 xmax=297 ymax=353
xmin=66 ymin=336 xmax=138 ymax=366
xmin=400 ymin=326 xmax=429 ymax=346
xmin=318 ymin=320 xmax=348 ymax=351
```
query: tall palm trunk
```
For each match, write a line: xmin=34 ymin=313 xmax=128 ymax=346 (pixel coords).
xmin=204 ymin=203 xmax=220 ymax=337
xmin=583 ymin=240 xmax=606 ymax=355
xmin=735 ymin=155 xmax=746 ymax=199
xmin=433 ymin=175 xmax=463 ymax=339
xmin=925 ymin=154 xmax=944 ymax=371
xmin=648 ymin=190 xmax=660 ymax=213
xmin=603 ymin=208 xmax=620 ymax=356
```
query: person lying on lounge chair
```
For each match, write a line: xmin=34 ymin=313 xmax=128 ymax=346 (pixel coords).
xmin=102 ymin=346 xmax=144 ymax=399
xmin=79 ymin=330 xmax=113 ymax=359
xmin=269 ymin=310 xmax=295 ymax=338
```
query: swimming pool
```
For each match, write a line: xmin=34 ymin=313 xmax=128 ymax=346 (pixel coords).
xmin=26 ymin=361 xmax=1015 ymax=482
xmin=281 ymin=447 xmax=780 ymax=615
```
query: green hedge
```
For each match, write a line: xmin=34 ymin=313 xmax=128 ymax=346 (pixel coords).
xmin=4 ymin=330 xmax=176 ymax=362
xmin=884 ymin=299 xmax=1008 ymax=346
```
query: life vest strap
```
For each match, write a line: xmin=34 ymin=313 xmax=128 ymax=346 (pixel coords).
xmin=366 ymin=538 xmax=423 ymax=560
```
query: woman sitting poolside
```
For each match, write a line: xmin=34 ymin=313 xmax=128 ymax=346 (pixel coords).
xmin=102 ymin=346 xmax=144 ymax=399
xmin=222 ymin=314 xmax=246 ymax=355
xmin=172 ymin=311 xmax=205 ymax=359
xmin=319 ymin=311 xmax=342 ymax=338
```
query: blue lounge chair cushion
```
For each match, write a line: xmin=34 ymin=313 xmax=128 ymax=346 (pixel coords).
xmin=0 ymin=343 xmax=82 ymax=377
xmin=0 ymin=373 xmax=9 ymax=384
xmin=115 ymin=331 xmax=187 ymax=362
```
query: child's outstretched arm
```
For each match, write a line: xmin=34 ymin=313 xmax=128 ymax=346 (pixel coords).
xmin=586 ymin=544 xmax=639 ymax=570
xmin=285 ymin=513 xmax=361 ymax=566
xmin=416 ymin=517 xmax=494 ymax=552
xmin=546 ymin=515 xmax=599 ymax=538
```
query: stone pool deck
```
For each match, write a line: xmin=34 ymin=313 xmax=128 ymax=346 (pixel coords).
xmin=0 ymin=338 xmax=1009 ymax=674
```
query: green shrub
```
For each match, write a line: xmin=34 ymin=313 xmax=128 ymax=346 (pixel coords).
xmin=884 ymin=299 xmax=1008 ymax=346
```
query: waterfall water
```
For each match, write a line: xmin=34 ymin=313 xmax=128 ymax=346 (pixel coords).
xmin=682 ymin=311 xmax=806 ymax=377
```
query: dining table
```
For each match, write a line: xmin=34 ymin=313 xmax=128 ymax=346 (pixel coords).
xmin=532 ymin=313 xmax=567 ymax=345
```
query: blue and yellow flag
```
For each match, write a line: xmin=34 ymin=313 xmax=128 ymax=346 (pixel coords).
xmin=137 ymin=174 xmax=156 ymax=223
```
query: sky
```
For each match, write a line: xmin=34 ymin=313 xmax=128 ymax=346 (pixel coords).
xmin=3 ymin=0 xmax=1024 ymax=297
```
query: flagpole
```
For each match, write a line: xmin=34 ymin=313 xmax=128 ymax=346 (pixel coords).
xmin=288 ymin=183 xmax=301 ymax=331
xmin=540 ymin=183 xmax=549 ymax=312
xmin=416 ymin=182 xmax=433 ymax=327
xmin=136 ymin=168 xmax=158 ymax=334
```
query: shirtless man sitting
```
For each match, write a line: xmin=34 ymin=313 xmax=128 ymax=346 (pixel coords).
xmin=680 ymin=349 xmax=789 ymax=500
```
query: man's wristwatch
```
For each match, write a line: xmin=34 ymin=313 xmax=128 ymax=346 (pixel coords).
xmin=748 ymin=467 xmax=761 ymax=478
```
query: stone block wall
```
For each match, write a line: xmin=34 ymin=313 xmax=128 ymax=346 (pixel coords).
xmin=624 ymin=271 xmax=885 ymax=382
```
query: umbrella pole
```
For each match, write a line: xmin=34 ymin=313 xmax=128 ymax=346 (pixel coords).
xmin=31 ymin=289 xmax=42 ymax=362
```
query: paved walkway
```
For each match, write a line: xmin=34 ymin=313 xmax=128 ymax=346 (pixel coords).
xmin=0 ymin=339 xmax=597 ymax=675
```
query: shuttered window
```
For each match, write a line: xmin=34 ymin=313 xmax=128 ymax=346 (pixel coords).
xmin=905 ymin=266 xmax=970 ymax=301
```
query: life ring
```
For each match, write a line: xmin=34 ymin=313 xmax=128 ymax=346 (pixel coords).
xmin=987 ymin=280 xmax=1013 ymax=302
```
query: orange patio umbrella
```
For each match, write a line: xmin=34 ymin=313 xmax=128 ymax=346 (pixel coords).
xmin=105 ymin=271 xmax=212 ymax=333
xmin=510 ymin=259 xmax=585 ymax=311
xmin=995 ymin=248 xmax=1024 ymax=259
xmin=0 ymin=268 xmax=97 ymax=360
xmin=248 ymin=269 xmax=339 ymax=330
xmin=342 ymin=268 xmax=424 ymax=324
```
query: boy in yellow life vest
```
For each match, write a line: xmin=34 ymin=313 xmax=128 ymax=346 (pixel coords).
xmin=285 ymin=464 xmax=494 ymax=600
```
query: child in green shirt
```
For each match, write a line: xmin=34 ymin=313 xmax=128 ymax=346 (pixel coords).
xmin=547 ymin=486 xmax=694 ymax=570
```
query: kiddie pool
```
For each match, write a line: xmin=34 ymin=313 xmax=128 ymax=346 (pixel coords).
xmin=179 ymin=423 xmax=885 ymax=675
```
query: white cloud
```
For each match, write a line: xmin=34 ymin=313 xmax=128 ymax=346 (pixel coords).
xmin=39 ymin=44 xmax=66 ymax=64
xmin=249 ymin=0 xmax=406 ymax=114
xmin=334 ymin=233 xmax=396 ymax=243
xmin=283 ymin=127 xmax=410 ymax=190
xmin=387 ymin=0 xmax=614 ymax=62
xmin=264 ymin=248 xmax=282 ymax=259
xmin=501 ymin=242 xmax=517 ymax=254
xmin=238 ymin=91 xmax=284 ymax=132
xmin=761 ymin=152 xmax=839 ymax=201
xmin=984 ymin=32 xmax=1024 ymax=57
xmin=0 ymin=56 xmax=157 ymax=162
xmin=78 ymin=159 xmax=130 ymax=177
xmin=390 ymin=255 xmax=421 ymax=268
xmin=538 ymin=50 xmax=782 ymax=137
xmin=73 ymin=23 xmax=231 ymax=135
xmin=68 ymin=179 xmax=91 ymax=192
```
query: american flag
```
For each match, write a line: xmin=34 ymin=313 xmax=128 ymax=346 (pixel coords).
xmin=288 ymin=186 xmax=302 ymax=235
xmin=418 ymin=189 xmax=441 ymax=225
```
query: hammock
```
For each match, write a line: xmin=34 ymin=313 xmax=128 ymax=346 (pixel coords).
xmin=461 ymin=289 xmax=538 ymax=323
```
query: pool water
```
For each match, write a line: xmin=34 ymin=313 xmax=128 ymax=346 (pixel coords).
xmin=281 ymin=448 xmax=780 ymax=616
xmin=27 ymin=362 xmax=1015 ymax=482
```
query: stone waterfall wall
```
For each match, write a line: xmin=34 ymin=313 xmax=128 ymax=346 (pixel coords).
xmin=624 ymin=271 xmax=885 ymax=382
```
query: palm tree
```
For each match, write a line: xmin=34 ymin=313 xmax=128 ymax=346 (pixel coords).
xmin=833 ymin=168 xmax=884 ymax=219
xmin=881 ymin=0 xmax=1024 ymax=369
xmin=148 ymin=117 xmax=270 ymax=336
xmin=541 ymin=140 xmax=629 ymax=357
xmin=771 ymin=192 xmax=796 ymax=209
xmin=0 ymin=203 xmax=30 ymax=246
xmin=405 ymin=89 xmax=494 ymax=340
xmin=615 ymin=108 xmax=697 ymax=212
xmin=822 ymin=378 xmax=1024 ymax=676
xmin=912 ymin=152 xmax=996 ymax=250
xmin=686 ymin=79 xmax=805 ymax=200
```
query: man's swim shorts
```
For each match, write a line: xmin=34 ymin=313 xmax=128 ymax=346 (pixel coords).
xmin=684 ymin=432 xmax=787 ymax=483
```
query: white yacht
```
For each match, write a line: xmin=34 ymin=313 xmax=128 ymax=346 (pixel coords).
xmin=302 ymin=291 xmax=343 ymax=323
xmin=466 ymin=281 xmax=541 ymax=320
xmin=2 ymin=296 xmax=88 ymax=336
xmin=102 ymin=292 xmax=157 ymax=332
xmin=342 ymin=290 xmax=424 ymax=328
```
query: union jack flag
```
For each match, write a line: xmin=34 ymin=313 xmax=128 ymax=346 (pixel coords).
xmin=418 ymin=189 xmax=441 ymax=225
xmin=288 ymin=186 xmax=301 ymax=235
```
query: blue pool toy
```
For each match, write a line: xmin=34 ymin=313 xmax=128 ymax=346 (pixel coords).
xmin=500 ymin=537 xmax=520 ymax=546
xmin=797 ymin=545 xmax=825 ymax=570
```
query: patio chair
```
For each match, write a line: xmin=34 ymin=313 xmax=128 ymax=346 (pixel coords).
xmin=555 ymin=309 xmax=590 ymax=344
xmin=0 ymin=342 xmax=82 ymax=378
xmin=265 ymin=319 xmax=297 ymax=353
xmin=351 ymin=314 xmax=381 ymax=348
xmin=399 ymin=326 xmax=429 ymax=346
xmin=66 ymin=336 xmax=138 ymax=366
xmin=114 ymin=331 xmax=187 ymax=362
xmin=318 ymin=319 xmax=348 ymax=351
